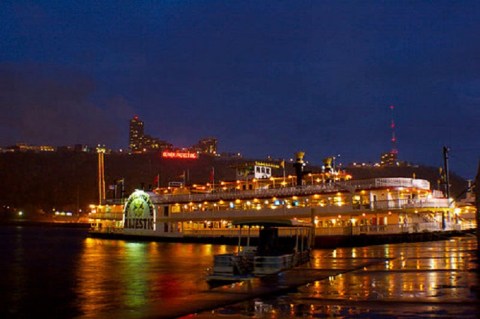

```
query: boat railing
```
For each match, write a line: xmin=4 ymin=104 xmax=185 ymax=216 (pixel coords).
xmin=101 ymin=177 xmax=434 ymax=206
xmin=372 ymin=198 xmax=449 ymax=210
xmin=185 ymin=221 xmax=475 ymax=238
xmin=164 ymin=197 xmax=451 ymax=219
xmin=401 ymin=198 xmax=450 ymax=208
xmin=182 ymin=228 xmax=309 ymax=237
xmin=209 ymin=250 xmax=308 ymax=279
xmin=311 ymin=177 xmax=430 ymax=193
xmin=457 ymin=219 xmax=476 ymax=230
xmin=90 ymin=225 xmax=124 ymax=233
xmin=151 ymin=184 xmax=343 ymax=203
xmin=338 ymin=222 xmax=461 ymax=235
xmin=211 ymin=254 xmax=235 ymax=274
xmin=239 ymin=246 xmax=257 ymax=256
xmin=211 ymin=253 xmax=254 ymax=276
xmin=183 ymin=229 xmax=253 ymax=237
xmin=373 ymin=178 xmax=430 ymax=189
xmin=88 ymin=212 xmax=124 ymax=220
xmin=339 ymin=177 xmax=430 ymax=190
xmin=356 ymin=224 xmax=434 ymax=235
xmin=152 ymin=179 xmax=423 ymax=204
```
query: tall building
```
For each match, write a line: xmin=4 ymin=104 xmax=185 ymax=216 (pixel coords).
xmin=143 ymin=134 xmax=172 ymax=152
xmin=380 ymin=151 xmax=398 ymax=166
xmin=129 ymin=116 xmax=172 ymax=153
xmin=129 ymin=116 xmax=144 ymax=153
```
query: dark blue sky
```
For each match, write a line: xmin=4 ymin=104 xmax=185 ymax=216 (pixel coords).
xmin=1 ymin=1 xmax=479 ymax=178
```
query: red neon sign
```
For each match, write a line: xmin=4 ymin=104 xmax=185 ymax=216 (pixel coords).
xmin=162 ymin=151 xmax=198 ymax=159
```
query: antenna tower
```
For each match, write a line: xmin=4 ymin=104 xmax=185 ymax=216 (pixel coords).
xmin=390 ymin=105 xmax=398 ymax=154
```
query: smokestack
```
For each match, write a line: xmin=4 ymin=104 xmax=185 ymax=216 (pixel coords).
xmin=323 ymin=157 xmax=333 ymax=173
xmin=293 ymin=151 xmax=306 ymax=186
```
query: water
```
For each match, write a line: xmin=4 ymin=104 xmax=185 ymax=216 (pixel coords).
xmin=0 ymin=225 xmax=478 ymax=318
xmin=195 ymin=236 xmax=480 ymax=318
xmin=0 ymin=225 xmax=230 ymax=318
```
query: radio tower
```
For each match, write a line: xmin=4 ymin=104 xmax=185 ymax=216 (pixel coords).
xmin=390 ymin=105 xmax=398 ymax=155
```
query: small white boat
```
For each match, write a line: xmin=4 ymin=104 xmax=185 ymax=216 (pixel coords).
xmin=206 ymin=219 xmax=313 ymax=285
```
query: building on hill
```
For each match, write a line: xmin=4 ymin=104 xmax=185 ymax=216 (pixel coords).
xmin=141 ymin=134 xmax=172 ymax=153
xmin=4 ymin=143 xmax=56 ymax=153
xmin=380 ymin=151 xmax=409 ymax=167
xmin=128 ymin=116 xmax=218 ymax=155
xmin=192 ymin=137 xmax=217 ymax=155
xmin=129 ymin=116 xmax=144 ymax=152
xmin=129 ymin=116 xmax=172 ymax=153
xmin=380 ymin=151 xmax=398 ymax=166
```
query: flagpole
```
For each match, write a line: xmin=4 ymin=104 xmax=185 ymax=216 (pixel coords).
xmin=120 ymin=178 xmax=125 ymax=202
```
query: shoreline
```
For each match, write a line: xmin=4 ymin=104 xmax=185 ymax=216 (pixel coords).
xmin=0 ymin=219 xmax=91 ymax=228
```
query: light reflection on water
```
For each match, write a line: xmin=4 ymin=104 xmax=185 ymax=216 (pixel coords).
xmin=1 ymin=226 xmax=478 ymax=318
xmin=199 ymin=236 xmax=479 ymax=318
xmin=76 ymin=238 xmax=232 ymax=317
xmin=0 ymin=226 xmax=236 ymax=318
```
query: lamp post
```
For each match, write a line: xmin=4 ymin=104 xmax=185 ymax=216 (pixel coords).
xmin=270 ymin=177 xmax=275 ymax=188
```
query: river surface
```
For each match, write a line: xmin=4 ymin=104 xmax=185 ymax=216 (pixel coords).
xmin=0 ymin=225 xmax=478 ymax=318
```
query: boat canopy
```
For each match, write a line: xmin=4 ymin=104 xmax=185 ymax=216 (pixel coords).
xmin=232 ymin=219 xmax=312 ymax=227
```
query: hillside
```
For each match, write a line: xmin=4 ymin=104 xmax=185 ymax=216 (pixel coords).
xmin=0 ymin=152 xmax=470 ymax=219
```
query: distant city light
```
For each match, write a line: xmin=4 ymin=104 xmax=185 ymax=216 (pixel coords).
xmin=162 ymin=151 xmax=198 ymax=159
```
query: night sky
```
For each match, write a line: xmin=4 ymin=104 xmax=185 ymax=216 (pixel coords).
xmin=1 ymin=1 xmax=479 ymax=179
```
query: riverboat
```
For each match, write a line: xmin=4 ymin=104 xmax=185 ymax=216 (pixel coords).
xmin=88 ymin=153 xmax=476 ymax=247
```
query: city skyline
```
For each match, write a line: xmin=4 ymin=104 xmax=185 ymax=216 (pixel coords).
xmin=1 ymin=1 xmax=479 ymax=179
